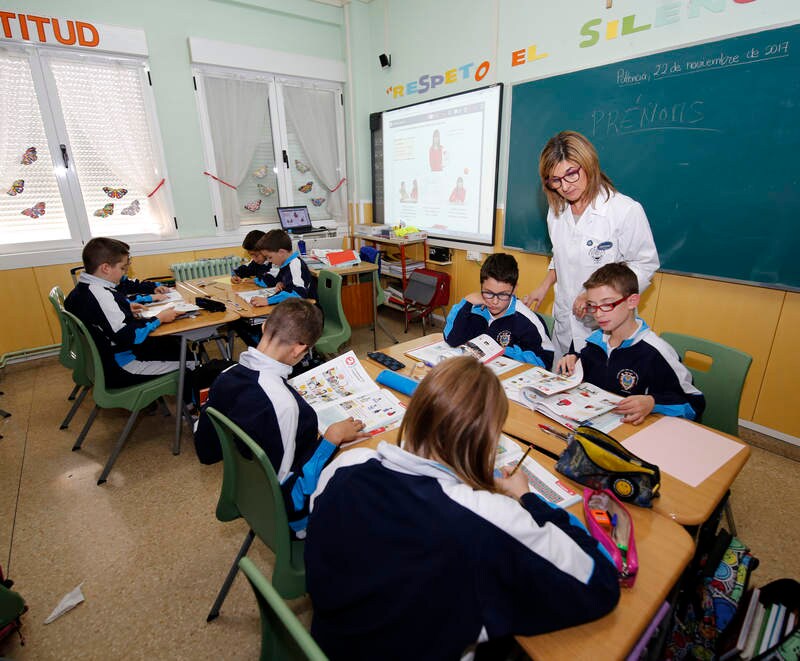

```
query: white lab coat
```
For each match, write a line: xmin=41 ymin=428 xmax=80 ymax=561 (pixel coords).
xmin=547 ymin=188 xmax=659 ymax=356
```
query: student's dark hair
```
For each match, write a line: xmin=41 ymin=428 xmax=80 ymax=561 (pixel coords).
xmin=256 ymin=229 xmax=292 ymax=253
xmin=400 ymin=356 xmax=508 ymax=492
xmin=261 ymin=299 xmax=323 ymax=347
xmin=242 ymin=230 xmax=266 ymax=251
xmin=480 ymin=253 xmax=519 ymax=287
xmin=82 ymin=237 xmax=130 ymax=274
xmin=583 ymin=262 xmax=639 ymax=297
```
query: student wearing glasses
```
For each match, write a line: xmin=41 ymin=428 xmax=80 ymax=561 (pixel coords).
xmin=556 ymin=263 xmax=704 ymax=425
xmin=525 ymin=131 xmax=659 ymax=359
xmin=444 ymin=253 xmax=554 ymax=368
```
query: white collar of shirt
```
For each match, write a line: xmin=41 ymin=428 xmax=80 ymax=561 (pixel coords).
xmin=79 ymin=272 xmax=117 ymax=289
xmin=377 ymin=441 xmax=459 ymax=483
xmin=238 ymin=347 xmax=293 ymax=378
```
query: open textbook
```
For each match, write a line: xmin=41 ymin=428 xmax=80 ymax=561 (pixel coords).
xmin=504 ymin=367 xmax=624 ymax=432
xmin=405 ymin=334 xmax=522 ymax=376
xmin=236 ymin=287 xmax=277 ymax=304
xmin=288 ymin=351 xmax=405 ymax=435
xmin=139 ymin=299 xmax=200 ymax=318
xmin=494 ymin=435 xmax=581 ymax=508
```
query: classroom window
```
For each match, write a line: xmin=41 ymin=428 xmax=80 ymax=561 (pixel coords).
xmin=0 ymin=46 xmax=175 ymax=255
xmin=194 ymin=67 xmax=346 ymax=231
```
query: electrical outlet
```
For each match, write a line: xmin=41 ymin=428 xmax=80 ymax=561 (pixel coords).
xmin=467 ymin=250 xmax=482 ymax=262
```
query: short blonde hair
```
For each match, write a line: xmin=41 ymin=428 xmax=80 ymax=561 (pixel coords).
xmin=539 ymin=131 xmax=616 ymax=215
xmin=399 ymin=356 xmax=508 ymax=492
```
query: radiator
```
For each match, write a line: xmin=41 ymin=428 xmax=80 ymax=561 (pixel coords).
xmin=170 ymin=255 xmax=244 ymax=281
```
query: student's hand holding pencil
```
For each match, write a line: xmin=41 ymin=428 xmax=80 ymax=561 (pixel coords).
xmin=494 ymin=458 xmax=531 ymax=500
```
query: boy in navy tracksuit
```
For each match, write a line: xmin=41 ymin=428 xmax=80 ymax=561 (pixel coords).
xmin=250 ymin=229 xmax=317 ymax=305
xmin=193 ymin=299 xmax=367 ymax=536
xmin=557 ymin=262 xmax=705 ymax=425
xmin=230 ymin=229 xmax=271 ymax=282
xmin=64 ymin=237 xmax=183 ymax=388
xmin=444 ymin=253 xmax=554 ymax=368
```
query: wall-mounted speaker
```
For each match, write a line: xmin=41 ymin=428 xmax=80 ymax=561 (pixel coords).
xmin=379 ymin=53 xmax=392 ymax=69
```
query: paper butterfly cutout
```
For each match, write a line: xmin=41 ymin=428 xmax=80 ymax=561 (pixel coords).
xmin=103 ymin=187 xmax=128 ymax=199
xmin=6 ymin=179 xmax=24 ymax=196
xmin=94 ymin=203 xmax=114 ymax=218
xmin=21 ymin=202 xmax=45 ymax=219
xmin=21 ymin=147 xmax=37 ymax=165
xmin=252 ymin=165 xmax=268 ymax=179
xmin=121 ymin=200 xmax=141 ymax=216
xmin=257 ymin=184 xmax=275 ymax=197
xmin=298 ymin=181 xmax=313 ymax=194
xmin=295 ymin=160 xmax=310 ymax=174
xmin=310 ymin=197 xmax=325 ymax=207
xmin=244 ymin=200 xmax=262 ymax=212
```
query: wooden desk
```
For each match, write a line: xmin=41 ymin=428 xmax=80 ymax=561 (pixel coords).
xmin=354 ymin=346 xmax=695 ymax=661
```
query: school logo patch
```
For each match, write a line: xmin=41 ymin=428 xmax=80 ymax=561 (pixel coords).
xmin=617 ymin=368 xmax=638 ymax=392
xmin=496 ymin=330 xmax=511 ymax=347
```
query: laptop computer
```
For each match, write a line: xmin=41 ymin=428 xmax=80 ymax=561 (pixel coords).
xmin=277 ymin=205 xmax=326 ymax=234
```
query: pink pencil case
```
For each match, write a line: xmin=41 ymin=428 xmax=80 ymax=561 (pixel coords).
xmin=583 ymin=488 xmax=639 ymax=587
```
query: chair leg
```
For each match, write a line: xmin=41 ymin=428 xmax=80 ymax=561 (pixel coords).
xmin=207 ymin=529 xmax=256 ymax=622
xmin=73 ymin=405 xmax=100 ymax=450
xmin=158 ymin=397 xmax=171 ymax=417
xmin=376 ymin=318 xmax=399 ymax=344
xmin=214 ymin=338 xmax=230 ymax=361
xmin=67 ymin=384 xmax=81 ymax=401
xmin=724 ymin=500 xmax=737 ymax=537
xmin=97 ymin=410 xmax=140 ymax=485
xmin=60 ymin=385 xmax=90 ymax=430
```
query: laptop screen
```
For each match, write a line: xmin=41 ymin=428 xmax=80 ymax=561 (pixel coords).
xmin=277 ymin=206 xmax=313 ymax=233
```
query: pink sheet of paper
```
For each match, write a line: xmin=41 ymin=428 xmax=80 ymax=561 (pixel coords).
xmin=622 ymin=417 xmax=745 ymax=487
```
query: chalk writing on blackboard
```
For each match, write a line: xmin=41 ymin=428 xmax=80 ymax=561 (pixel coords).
xmin=591 ymin=96 xmax=713 ymax=137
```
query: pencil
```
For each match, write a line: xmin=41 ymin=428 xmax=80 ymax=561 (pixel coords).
xmin=510 ymin=445 xmax=533 ymax=476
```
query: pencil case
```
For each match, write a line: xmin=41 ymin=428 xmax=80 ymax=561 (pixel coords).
xmin=375 ymin=370 xmax=418 ymax=396
xmin=555 ymin=425 xmax=660 ymax=508
xmin=195 ymin=296 xmax=227 ymax=313
xmin=584 ymin=488 xmax=638 ymax=587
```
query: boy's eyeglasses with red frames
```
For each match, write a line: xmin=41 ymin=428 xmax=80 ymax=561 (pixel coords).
xmin=585 ymin=296 xmax=630 ymax=314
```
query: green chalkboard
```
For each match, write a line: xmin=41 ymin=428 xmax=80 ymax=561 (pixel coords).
xmin=504 ymin=24 xmax=800 ymax=290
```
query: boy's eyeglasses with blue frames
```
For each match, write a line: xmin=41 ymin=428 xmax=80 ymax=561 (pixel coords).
xmin=481 ymin=290 xmax=514 ymax=302
xmin=585 ymin=296 xmax=630 ymax=314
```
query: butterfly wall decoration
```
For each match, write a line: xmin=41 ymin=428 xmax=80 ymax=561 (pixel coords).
xmin=21 ymin=201 xmax=45 ymax=219
xmin=310 ymin=197 xmax=325 ymax=207
xmin=257 ymin=184 xmax=275 ymax=197
xmin=295 ymin=160 xmax=310 ymax=174
xmin=103 ymin=187 xmax=128 ymax=199
xmin=121 ymin=200 xmax=141 ymax=216
xmin=298 ymin=181 xmax=313 ymax=194
xmin=6 ymin=180 xmax=24 ymax=196
xmin=20 ymin=147 xmax=37 ymax=165
xmin=252 ymin=165 xmax=268 ymax=179
xmin=244 ymin=200 xmax=262 ymax=212
xmin=94 ymin=203 xmax=114 ymax=218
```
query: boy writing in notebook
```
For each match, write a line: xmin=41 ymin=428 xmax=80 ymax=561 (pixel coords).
xmin=556 ymin=262 xmax=705 ymax=425
xmin=444 ymin=253 xmax=554 ymax=368
xmin=65 ymin=237 xmax=184 ymax=388
xmin=230 ymin=229 xmax=269 ymax=283
xmin=194 ymin=299 xmax=368 ymax=536
xmin=249 ymin=229 xmax=317 ymax=306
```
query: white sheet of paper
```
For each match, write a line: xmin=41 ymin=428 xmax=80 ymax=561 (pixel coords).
xmin=44 ymin=582 xmax=85 ymax=624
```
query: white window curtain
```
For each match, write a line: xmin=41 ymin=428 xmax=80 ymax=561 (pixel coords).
xmin=282 ymin=85 xmax=345 ymax=223
xmin=203 ymin=76 xmax=270 ymax=231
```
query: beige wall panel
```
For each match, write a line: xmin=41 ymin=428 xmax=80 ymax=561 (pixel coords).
xmin=753 ymin=292 xmax=800 ymax=436
xmin=651 ymin=274 xmax=783 ymax=420
xmin=0 ymin=269 xmax=57 ymax=356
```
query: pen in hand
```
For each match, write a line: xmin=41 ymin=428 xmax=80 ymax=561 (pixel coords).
xmin=510 ymin=444 xmax=534 ymax=476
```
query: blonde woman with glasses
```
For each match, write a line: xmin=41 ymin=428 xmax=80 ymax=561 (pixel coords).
xmin=524 ymin=130 xmax=659 ymax=358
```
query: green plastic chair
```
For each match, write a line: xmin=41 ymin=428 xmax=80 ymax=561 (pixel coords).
xmin=239 ymin=557 xmax=327 ymax=661
xmin=61 ymin=310 xmax=179 ymax=485
xmin=314 ymin=270 xmax=351 ymax=355
xmin=660 ymin=332 xmax=753 ymax=535
xmin=48 ymin=286 xmax=92 ymax=429
xmin=205 ymin=407 xmax=306 ymax=623
xmin=539 ymin=312 xmax=555 ymax=337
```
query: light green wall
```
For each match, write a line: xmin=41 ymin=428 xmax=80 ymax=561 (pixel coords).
xmin=9 ymin=0 xmax=346 ymax=237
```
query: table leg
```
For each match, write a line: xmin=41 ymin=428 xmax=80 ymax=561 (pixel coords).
xmin=173 ymin=336 xmax=188 ymax=455
xmin=372 ymin=273 xmax=378 ymax=351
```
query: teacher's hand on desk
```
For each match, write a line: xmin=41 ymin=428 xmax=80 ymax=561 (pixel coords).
xmin=324 ymin=417 xmax=370 ymax=445
xmin=614 ymin=395 xmax=655 ymax=426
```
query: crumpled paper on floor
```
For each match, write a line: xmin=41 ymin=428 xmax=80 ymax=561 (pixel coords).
xmin=44 ymin=582 xmax=85 ymax=624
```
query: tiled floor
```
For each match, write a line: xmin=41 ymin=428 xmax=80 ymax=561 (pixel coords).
xmin=0 ymin=310 xmax=797 ymax=659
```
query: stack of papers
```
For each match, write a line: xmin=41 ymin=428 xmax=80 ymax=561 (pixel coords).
xmin=236 ymin=287 xmax=277 ymax=303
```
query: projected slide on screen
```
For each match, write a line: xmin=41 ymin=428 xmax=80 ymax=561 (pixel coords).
xmin=382 ymin=84 xmax=502 ymax=246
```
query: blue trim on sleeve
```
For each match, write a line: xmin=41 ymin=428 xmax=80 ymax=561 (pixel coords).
xmin=268 ymin=290 xmax=301 ymax=305
xmin=133 ymin=318 xmax=160 ymax=344
xmin=115 ymin=350 xmax=136 ymax=367
xmin=443 ymin=299 xmax=469 ymax=338
xmin=504 ymin=345 xmax=546 ymax=367
xmin=254 ymin=277 xmax=266 ymax=288
xmin=289 ymin=439 xmax=337 ymax=511
xmin=653 ymin=402 xmax=697 ymax=420
xmin=131 ymin=294 xmax=153 ymax=304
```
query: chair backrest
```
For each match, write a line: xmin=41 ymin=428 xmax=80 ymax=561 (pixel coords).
xmin=415 ymin=268 xmax=450 ymax=308
xmin=69 ymin=265 xmax=84 ymax=286
xmin=315 ymin=270 xmax=351 ymax=354
xmin=61 ymin=309 xmax=104 ymax=392
xmin=48 ymin=286 xmax=77 ymax=370
xmin=206 ymin=407 xmax=305 ymax=599
xmin=539 ymin=312 xmax=555 ymax=337
xmin=660 ymin=332 xmax=752 ymax=436
xmin=403 ymin=271 xmax=438 ymax=305
xmin=239 ymin=557 xmax=328 ymax=661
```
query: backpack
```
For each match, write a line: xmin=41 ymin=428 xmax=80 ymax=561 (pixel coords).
xmin=0 ymin=565 xmax=27 ymax=647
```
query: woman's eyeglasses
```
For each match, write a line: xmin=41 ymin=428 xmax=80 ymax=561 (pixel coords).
xmin=585 ymin=296 xmax=629 ymax=314
xmin=545 ymin=166 xmax=581 ymax=190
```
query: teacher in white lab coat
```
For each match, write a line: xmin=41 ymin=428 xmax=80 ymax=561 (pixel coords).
xmin=525 ymin=131 xmax=660 ymax=358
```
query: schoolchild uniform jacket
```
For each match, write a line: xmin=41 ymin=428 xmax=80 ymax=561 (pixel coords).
xmin=65 ymin=272 xmax=165 ymax=379
xmin=233 ymin=259 xmax=270 ymax=281
xmin=443 ymin=295 xmax=555 ymax=368
xmin=306 ymin=442 xmax=620 ymax=660
xmin=194 ymin=348 xmax=335 ymax=537
xmin=254 ymin=251 xmax=317 ymax=304
xmin=575 ymin=318 xmax=705 ymax=420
